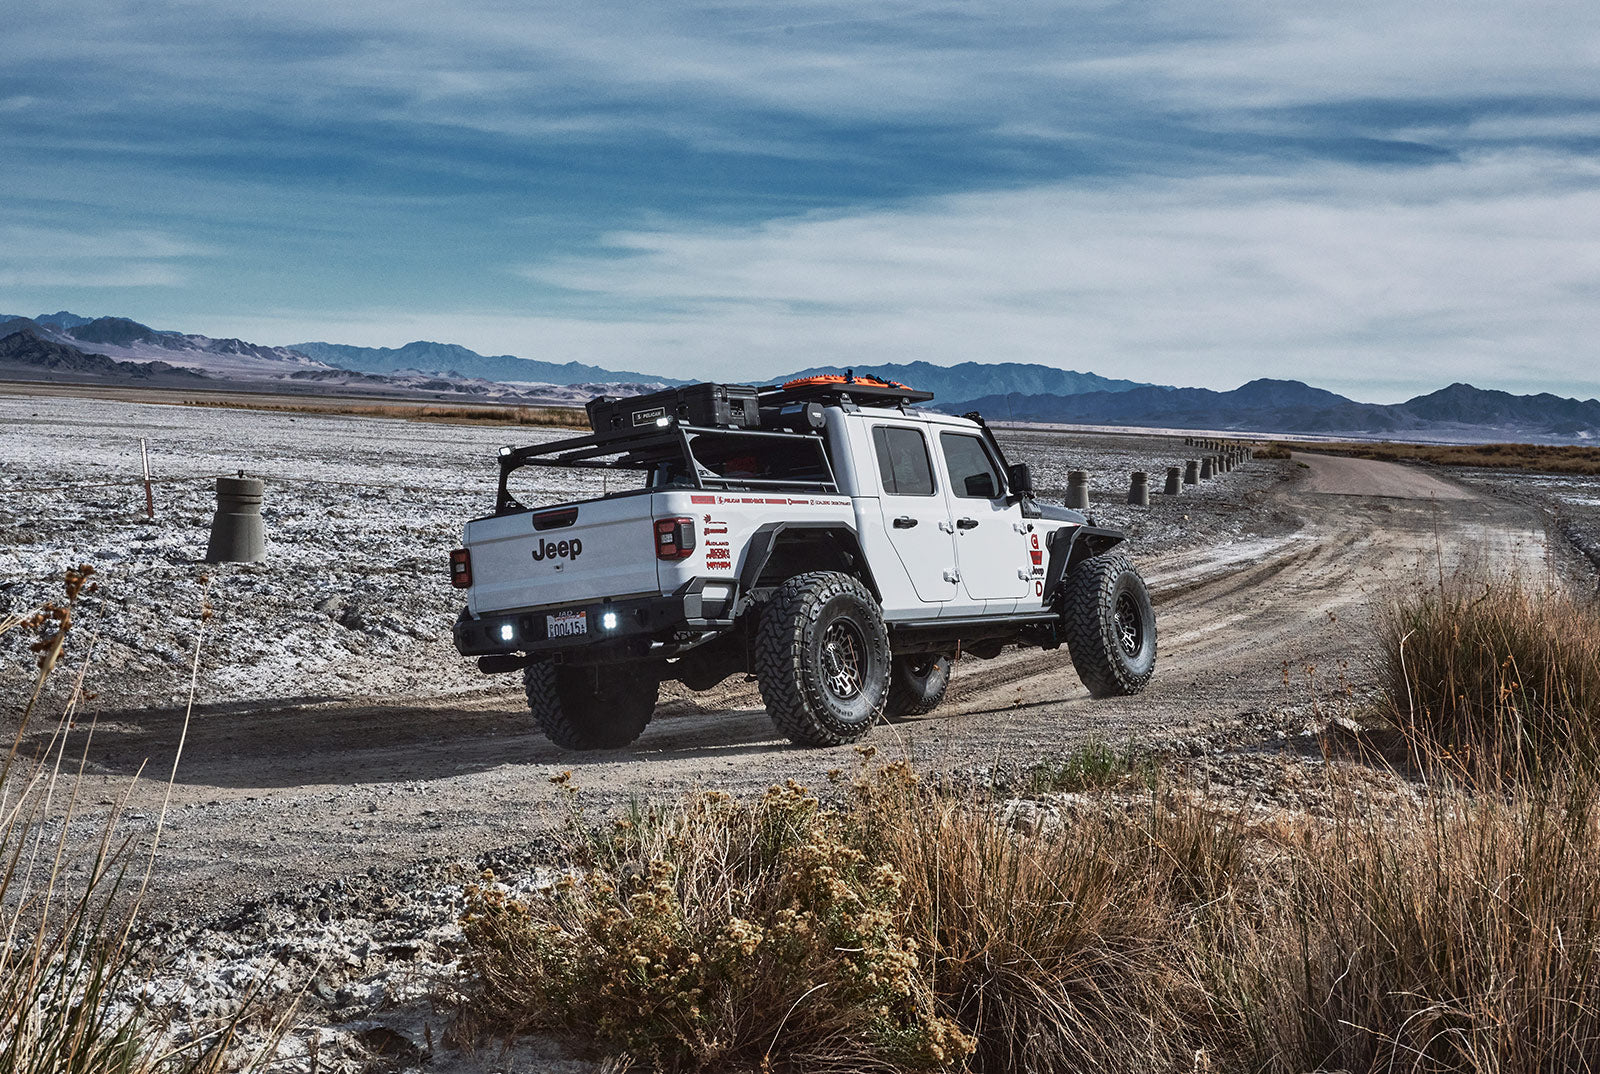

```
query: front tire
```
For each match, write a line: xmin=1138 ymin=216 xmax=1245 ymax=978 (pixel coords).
xmin=885 ymin=654 xmax=952 ymax=720
xmin=755 ymin=571 xmax=891 ymax=746
xmin=1062 ymin=552 xmax=1156 ymax=698
xmin=524 ymin=661 xmax=659 ymax=750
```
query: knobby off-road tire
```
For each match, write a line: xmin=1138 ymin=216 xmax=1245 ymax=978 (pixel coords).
xmin=885 ymin=654 xmax=953 ymax=721
xmin=755 ymin=571 xmax=891 ymax=747
xmin=1062 ymin=552 xmax=1156 ymax=698
xmin=524 ymin=661 xmax=659 ymax=750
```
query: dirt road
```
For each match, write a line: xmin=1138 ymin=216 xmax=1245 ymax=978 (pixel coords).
xmin=46 ymin=452 xmax=1552 ymax=916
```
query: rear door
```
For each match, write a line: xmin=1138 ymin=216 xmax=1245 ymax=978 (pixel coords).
xmin=871 ymin=424 xmax=959 ymax=606
xmin=937 ymin=430 xmax=1032 ymax=614
xmin=463 ymin=495 xmax=661 ymax=615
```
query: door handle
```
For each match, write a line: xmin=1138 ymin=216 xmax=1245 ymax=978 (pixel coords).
xmin=892 ymin=516 xmax=918 ymax=529
xmin=956 ymin=518 xmax=979 ymax=530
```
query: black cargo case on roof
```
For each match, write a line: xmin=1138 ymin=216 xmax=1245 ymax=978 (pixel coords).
xmin=586 ymin=383 xmax=760 ymax=435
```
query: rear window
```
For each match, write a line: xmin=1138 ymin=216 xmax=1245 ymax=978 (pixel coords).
xmin=873 ymin=426 xmax=936 ymax=496
xmin=686 ymin=431 xmax=833 ymax=485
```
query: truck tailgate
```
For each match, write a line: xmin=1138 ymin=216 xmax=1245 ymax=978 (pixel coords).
xmin=464 ymin=496 xmax=661 ymax=615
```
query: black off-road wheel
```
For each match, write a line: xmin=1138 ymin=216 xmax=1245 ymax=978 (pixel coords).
xmin=524 ymin=661 xmax=659 ymax=750
xmin=755 ymin=571 xmax=891 ymax=747
xmin=1062 ymin=552 xmax=1156 ymax=698
xmin=885 ymin=653 xmax=953 ymax=721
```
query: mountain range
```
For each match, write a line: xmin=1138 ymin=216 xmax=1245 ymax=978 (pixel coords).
xmin=960 ymin=379 xmax=1600 ymax=442
xmin=3 ymin=309 xmax=1598 ymax=442
xmin=288 ymin=339 xmax=687 ymax=388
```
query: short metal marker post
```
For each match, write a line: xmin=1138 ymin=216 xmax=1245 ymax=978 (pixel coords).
xmin=140 ymin=438 xmax=154 ymax=519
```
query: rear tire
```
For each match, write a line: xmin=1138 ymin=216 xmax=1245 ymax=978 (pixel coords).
xmin=524 ymin=661 xmax=658 ymax=750
xmin=755 ymin=571 xmax=890 ymax=746
xmin=885 ymin=653 xmax=952 ymax=720
xmin=1062 ymin=552 xmax=1156 ymax=698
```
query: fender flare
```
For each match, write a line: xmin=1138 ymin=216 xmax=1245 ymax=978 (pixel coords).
xmin=737 ymin=522 xmax=881 ymax=602
xmin=1042 ymin=524 xmax=1127 ymax=602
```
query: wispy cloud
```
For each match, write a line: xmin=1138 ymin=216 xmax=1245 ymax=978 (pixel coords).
xmin=0 ymin=226 xmax=207 ymax=290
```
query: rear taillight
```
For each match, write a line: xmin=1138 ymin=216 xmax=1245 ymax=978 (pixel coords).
xmin=450 ymin=548 xmax=473 ymax=588
xmin=654 ymin=516 xmax=695 ymax=560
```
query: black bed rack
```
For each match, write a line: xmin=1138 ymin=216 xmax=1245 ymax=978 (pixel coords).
xmin=494 ymin=421 xmax=839 ymax=515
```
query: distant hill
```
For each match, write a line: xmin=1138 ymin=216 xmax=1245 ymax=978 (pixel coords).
xmin=0 ymin=326 xmax=210 ymax=383
xmin=957 ymin=378 xmax=1600 ymax=442
xmin=772 ymin=361 xmax=1149 ymax=405
xmin=290 ymin=340 xmax=686 ymax=388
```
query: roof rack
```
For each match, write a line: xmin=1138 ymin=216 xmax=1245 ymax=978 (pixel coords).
xmin=760 ymin=371 xmax=934 ymax=408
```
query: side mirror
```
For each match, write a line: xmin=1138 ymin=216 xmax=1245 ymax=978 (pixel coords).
xmin=1007 ymin=462 xmax=1034 ymax=496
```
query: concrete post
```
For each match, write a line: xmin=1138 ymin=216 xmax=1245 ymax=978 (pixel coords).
xmin=206 ymin=474 xmax=266 ymax=563
xmin=1200 ymin=458 xmax=1214 ymax=480
xmin=1184 ymin=460 xmax=1199 ymax=485
xmin=1164 ymin=466 xmax=1182 ymax=495
xmin=1127 ymin=471 xmax=1149 ymax=506
xmin=1066 ymin=470 xmax=1090 ymax=509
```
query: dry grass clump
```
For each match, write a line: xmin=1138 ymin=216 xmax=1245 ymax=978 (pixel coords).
xmin=1377 ymin=572 xmax=1600 ymax=774
xmin=1251 ymin=780 xmax=1600 ymax=1072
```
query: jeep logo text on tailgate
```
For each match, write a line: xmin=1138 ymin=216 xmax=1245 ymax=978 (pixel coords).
xmin=531 ymin=537 xmax=583 ymax=561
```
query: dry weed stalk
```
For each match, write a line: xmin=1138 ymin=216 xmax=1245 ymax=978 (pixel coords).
xmin=1 ymin=568 xmax=270 ymax=1074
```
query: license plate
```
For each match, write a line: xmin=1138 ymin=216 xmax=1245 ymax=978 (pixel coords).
xmin=546 ymin=610 xmax=588 ymax=638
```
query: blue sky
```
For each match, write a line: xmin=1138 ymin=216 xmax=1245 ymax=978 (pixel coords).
xmin=3 ymin=1 xmax=1599 ymax=400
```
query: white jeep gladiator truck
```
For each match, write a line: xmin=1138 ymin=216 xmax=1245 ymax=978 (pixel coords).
xmin=451 ymin=376 xmax=1156 ymax=750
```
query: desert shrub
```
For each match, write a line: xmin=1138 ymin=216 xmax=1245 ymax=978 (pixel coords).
xmin=1376 ymin=573 xmax=1600 ymax=774
xmin=1024 ymin=738 xmax=1154 ymax=794
xmin=458 ymin=763 xmax=1256 ymax=1072
xmin=460 ymin=775 xmax=974 ymax=1071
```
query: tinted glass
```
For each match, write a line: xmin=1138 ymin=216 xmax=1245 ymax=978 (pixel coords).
xmin=940 ymin=433 xmax=1002 ymax=499
xmin=687 ymin=432 xmax=832 ymax=484
xmin=873 ymin=426 xmax=936 ymax=496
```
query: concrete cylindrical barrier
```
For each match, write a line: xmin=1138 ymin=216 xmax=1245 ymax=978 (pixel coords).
xmin=1164 ymin=466 xmax=1182 ymax=495
xmin=1184 ymin=459 xmax=1199 ymax=485
xmin=1127 ymin=471 xmax=1149 ymax=506
xmin=206 ymin=475 xmax=266 ymax=563
xmin=1065 ymin=470 xmax=1090 ymax=509
xmin=1200 ymin=457 xmax=1214 ymax=480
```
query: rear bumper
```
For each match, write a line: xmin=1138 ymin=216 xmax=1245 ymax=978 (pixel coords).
xmin=454 ymin=581 xmax=737 ymax=667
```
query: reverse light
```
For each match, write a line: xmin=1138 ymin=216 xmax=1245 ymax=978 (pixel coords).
xmin=654 ymin=517 xmax=696 ymax=561
xmin=499 ymin=622 xmax=516 ymax=643
xmin=601 ymin=611 xmax=619 ymax=631
xmin=449 ymin=548 xmax=472 ymax=589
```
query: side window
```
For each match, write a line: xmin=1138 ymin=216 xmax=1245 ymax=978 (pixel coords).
xmin=872 ymin=426 xmax=936 ymax=496
xmin=940 ymin=433 xmax=1003 ymax=499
